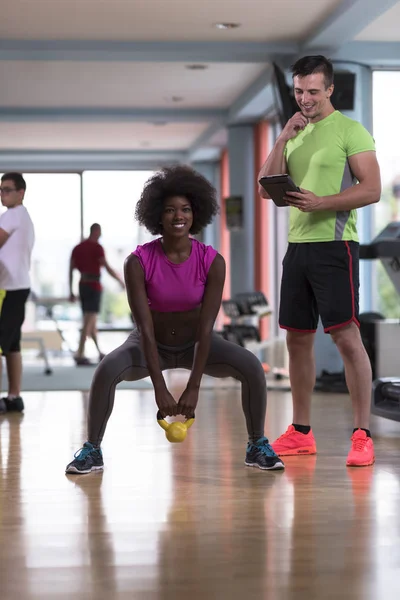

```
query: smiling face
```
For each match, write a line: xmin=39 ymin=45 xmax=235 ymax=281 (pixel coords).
xmin=293 ymin=72 xmax=334 ymax=123
xmin=161 ymin=195 xmax=193 ymax=237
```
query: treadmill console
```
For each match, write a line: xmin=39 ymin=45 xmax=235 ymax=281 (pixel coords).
xmin=360 ymin=221 xmax=400 ymax=259
xmin=374 ymin=221 xmax=400 ymax=242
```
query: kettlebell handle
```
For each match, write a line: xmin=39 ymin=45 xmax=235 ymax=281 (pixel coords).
xmin=156 ymin=410 xmax=195 ymax=430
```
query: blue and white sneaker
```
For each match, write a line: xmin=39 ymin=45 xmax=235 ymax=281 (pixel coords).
xmin=65 ymin=442 xmax=104 ymax=474
xmin=245 ymin=437 xmax=285 ymax=470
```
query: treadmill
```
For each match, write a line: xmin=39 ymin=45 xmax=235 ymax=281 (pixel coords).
xmin=360 ymin=222 xmax=400 ymax=421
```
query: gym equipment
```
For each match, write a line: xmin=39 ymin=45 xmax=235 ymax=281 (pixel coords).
xmin=314 ymin=369 xmax=348 ymax=393
xmin=371 ymin=378 xmax=400 ymax=422
xmin=360 ymin=221 xmax=400 ymax=264
xmin=358 ymin=311 xmax=385 ymax=380
xmin=157 ymin=410 xmax=195 ymax=443
xmin=221 ymin=292 xmax=271 ymax=347
xmin=219 ymin=291 xmax=290 ymax=389
xmin=361 ymin=222 xmax=400 ymax=420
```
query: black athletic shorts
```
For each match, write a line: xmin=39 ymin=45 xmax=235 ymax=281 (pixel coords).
xmin=279 ymin=241 xmax=359 ymax=333
xmin=0 ymin=288 xmax=30 ymax=354
xmin=79 ymin=282 xmax=102 ymax=314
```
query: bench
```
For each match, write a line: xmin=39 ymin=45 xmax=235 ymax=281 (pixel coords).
xmin=21 ymin=330 xmax=64 ymax=375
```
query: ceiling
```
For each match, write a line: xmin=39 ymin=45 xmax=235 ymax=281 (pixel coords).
xmin=0 ymin=61 xmax=266 ymax=108
xmin=0 ymin=0 xmax=344 ymax=41
xmin=355 ymin=2 xmax=400 ymax=41
xmin=0 ymin=0 xmax=399 ymax=171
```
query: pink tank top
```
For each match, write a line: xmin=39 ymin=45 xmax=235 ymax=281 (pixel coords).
xmin=133 ymin=238 xmax=218 ymax=312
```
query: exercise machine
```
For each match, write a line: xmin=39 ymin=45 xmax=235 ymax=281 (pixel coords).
xmin=360 ymin=222 xmax=400 ymax=420
xmin=219 ymin=292 xmax=289 ymax=388
xmin=371 ymin=378 xmax=400 ymax=422
xmin=220 ymin=291 xmax=271 ymax=349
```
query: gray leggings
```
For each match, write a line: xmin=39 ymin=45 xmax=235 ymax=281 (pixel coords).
xmin=88 ymin=330 xmax=267 ymax=445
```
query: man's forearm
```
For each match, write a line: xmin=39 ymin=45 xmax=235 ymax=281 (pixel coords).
xmin=258 ymin=137 xmax=288 ymax=198
xmin=258 ymin=137 xmax=287 ymax=179
xmin=106 ymin=266 xmax=123 ymax=284
xmin=321 ymin=182 xmax=381 ymax=211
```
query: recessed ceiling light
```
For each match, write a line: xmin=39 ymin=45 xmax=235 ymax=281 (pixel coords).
xmin=185 ymin=64 xmax=208 ymax=70
xmin=214 ymin=22 xmax=241 ymax=30
xmin=164 ymin=96 xmax=184 ymax=103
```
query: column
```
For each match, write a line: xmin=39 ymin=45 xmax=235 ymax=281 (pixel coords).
xmin=191 ymin=161 xmax=220 ymax=249
xmin=333 ymin=62 xmax=374 ymax=313
xmin=227 ymin=125 xmax=256 ymax=297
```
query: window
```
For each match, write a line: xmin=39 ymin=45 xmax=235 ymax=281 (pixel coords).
xmin=82 ymin=170 xmax=154 ymax=325
xmin=373 ymin=72 xmax=400 ymax=317
xmin=20 ymin=173 xmax=81 ymax=298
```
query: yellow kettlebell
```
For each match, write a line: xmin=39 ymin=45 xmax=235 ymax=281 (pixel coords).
xmin=157 ymin=410 xmax=195 ymax=443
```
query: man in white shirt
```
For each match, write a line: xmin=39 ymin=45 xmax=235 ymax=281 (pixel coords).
xmin=0 ymin=173 xmax=35 ymax=414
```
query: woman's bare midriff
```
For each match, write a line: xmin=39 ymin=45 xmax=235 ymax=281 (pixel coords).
xmin=151 ymin=306 xmax=202 ymax=346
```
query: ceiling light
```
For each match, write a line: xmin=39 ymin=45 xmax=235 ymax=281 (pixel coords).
xmin=185 ymin=64 xmax=208 ymax=70
xmin=164 ymin=96 xmax=184 ymax=103
xmin=214 ymin=22 xmax=241 ymax=30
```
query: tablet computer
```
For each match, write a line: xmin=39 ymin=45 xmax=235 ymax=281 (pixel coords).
xmin=259 ymin=174 xmax=301 ymax=207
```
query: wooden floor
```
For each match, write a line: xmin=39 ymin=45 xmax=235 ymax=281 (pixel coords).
xmin=1 ymin=373 xmax=400 ymax=600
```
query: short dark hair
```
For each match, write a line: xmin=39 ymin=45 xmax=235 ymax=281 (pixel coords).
xmin=1 ymin=172 xmax=26 ymax=191
xmin=135 ymin=165 xmax=219 ymax=235
xmin=291 ymin=55 xmax=334 ymax=89
xmin=90 ymin=223 xmax=101 ymax=234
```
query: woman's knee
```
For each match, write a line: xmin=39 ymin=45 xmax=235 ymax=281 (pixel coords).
xmin=93 ymin=344 xmax=142 ymax=385
xmin=91 ymin=352 xmax=119 ymax=386
xmin=235 ymin=348 xmax=266 ymax=386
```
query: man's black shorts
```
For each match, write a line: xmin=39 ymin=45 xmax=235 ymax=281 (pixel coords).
xmin=0 ymin=288 xmax=30 ymax=354
xmin=279 ymin=241 xmax=359 ymax=333
xmin=79 ymin=282 xmax=102 ymax=314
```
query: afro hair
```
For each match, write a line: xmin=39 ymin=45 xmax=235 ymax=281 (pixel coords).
xmin=135 ymin=165 xmax=219 ymax=235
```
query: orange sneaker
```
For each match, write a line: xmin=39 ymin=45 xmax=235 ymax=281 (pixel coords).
xmin=271 ymin=425 xmax=317 ymax=456
xmin=346 ymin=429 xmax=375 ymax=467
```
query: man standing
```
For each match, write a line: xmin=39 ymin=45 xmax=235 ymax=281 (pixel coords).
xmin=69 ymin=223 xmax=124 ymax=365
xmin=258 ymin=55 xmax=381 ymax=467
xmin=0 ymin=173 xmax=35 ymax=414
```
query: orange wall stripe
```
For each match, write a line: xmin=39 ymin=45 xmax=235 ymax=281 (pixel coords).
xmin=254 ymin=121 xmax=270 ymax=339
xmin=220 ymin=149 xmax=231 ymax=300
xmin=215 ymin=150 xmax=231 ymax=329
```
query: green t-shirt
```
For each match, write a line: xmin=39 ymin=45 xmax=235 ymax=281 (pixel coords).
xmin=285 ymin=110 xmax=376 ymax=243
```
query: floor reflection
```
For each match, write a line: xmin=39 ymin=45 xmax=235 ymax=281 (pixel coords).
xmin=0 ymin=387 xmax=399 ymax=599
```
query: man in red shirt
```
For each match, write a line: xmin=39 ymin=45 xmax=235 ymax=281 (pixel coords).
xmin=69 ymin=223 xmax=124 ymax=365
